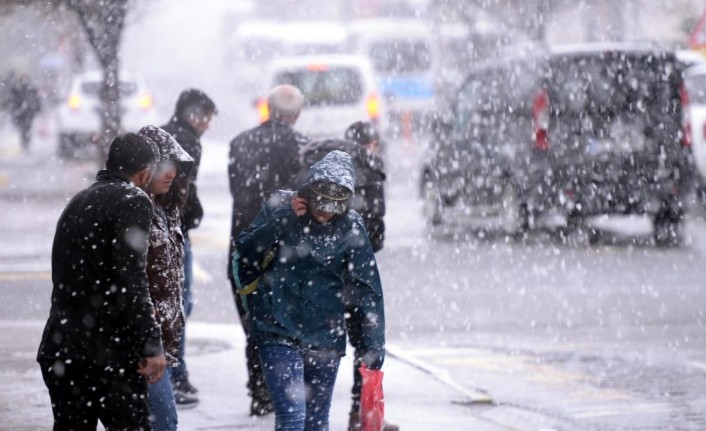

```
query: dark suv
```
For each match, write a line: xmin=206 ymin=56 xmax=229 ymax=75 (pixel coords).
xmin=421 ymin=43 xmax=693 ymax=245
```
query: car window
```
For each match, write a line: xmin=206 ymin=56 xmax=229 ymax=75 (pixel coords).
xmin=240 ymin=38 xmax=285 ymax=62
xmin=80 ymin=81 xmax=139 ymax=97
xmin=368 ymin=40 xmax=431 ymax=73
xmin=453 ymin=70 xmax=496 ymax=142
xmin=274 ymin=67 xmax=363 ymax=106
xmin=686 ymin=73 xmax=706 ymax=105
xmin=549 ymin=54 xmax=676 ymax=116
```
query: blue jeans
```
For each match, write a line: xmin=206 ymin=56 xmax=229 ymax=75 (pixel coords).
xmin=148 ymin=367 xmax=178 ymax=431
xmin=173 ymin=237 xmax=193 ymax=383
xmin=259 ymin=345 xmax=340 ymax=431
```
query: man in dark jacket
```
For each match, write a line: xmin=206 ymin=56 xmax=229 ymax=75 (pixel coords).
xmin=227 ymin=84 xmax=309 ymax=415
xmin=161 ymin=88 xmax=216 ymax=404
xmin=37 ymin=133 xmax=166 ymax=430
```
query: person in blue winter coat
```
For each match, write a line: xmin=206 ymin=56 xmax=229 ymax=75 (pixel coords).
xmin=233 ymin=150 xmax=385 ymax=431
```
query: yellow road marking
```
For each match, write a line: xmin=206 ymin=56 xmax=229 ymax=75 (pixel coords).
xmin=433 ymin=352 xmax=631 ymax=402
xmin=190 ymin=232 xmax=229 ymax=250
xmin=0 ymin=271 xmax=51 ymax=282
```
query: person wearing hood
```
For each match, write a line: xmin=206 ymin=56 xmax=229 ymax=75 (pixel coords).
xmin=300 ymin=121 xmax=393 ymax=431
xmin=139 ymin=125 xmax=196 ymax=428
xmin=234 ymin=150 xmax=386 ymax=431
xmin=161 ymin=89 xmax=216 ymax=403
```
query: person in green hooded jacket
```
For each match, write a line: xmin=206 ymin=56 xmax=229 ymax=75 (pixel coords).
xmin=233 ymin=150 xmax=385 ymax=431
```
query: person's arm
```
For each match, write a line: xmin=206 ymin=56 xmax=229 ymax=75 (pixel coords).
xmin=281 ymin=131 xmax=308 ymax=190
xmin=111 ymin=192 xmax=164 ymax=360
xmin=182 ymin=182 xmax=203 ymax=231
xmin=234 ymin=194 xmax=297 ymax=268
xmin=344 ymin=217 xmax=386 ymax=369
xmin=180 ymin=134 xmax=203 ymax=231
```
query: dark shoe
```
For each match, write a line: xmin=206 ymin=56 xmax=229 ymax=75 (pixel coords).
xmin=348 ymin=411 xmax=362 ymax=431
xmin=349 ymin=411 xmax=399 ymax=431
xmin=250 ymin=398 xmax=274 ymax=416
xmin=173 ymin=376 xmax=199 ymax=394
xmin=174 ymin=389 xmax=199 ymax=410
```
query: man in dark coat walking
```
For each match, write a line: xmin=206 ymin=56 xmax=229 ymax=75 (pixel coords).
xmin=161 ymin=88 xmax=216 ymax=405
xmin=227 ymin=84 xmax=309 ymax=415
xmin=37 ymin=133 xmax=166 ymax=430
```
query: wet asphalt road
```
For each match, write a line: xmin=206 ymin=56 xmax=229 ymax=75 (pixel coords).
xmin=3 ymin=127 xmax=706 ymax=430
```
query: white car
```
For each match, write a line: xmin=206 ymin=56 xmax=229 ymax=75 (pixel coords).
xmin=255 ymin=54 xmax=386 ymax=140
xmin=55 ymin=70 xmax=160 ymax=158
xmin=685 ymin=64 xmax=706 ymax=180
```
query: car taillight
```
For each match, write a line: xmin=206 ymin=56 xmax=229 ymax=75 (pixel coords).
xmin=138 ymin=94 xmax=153 ymax=110
xmin=532 ymin=88 xmax=550 ymax=151
xmin=256 ymin=97 xmax=270 ymax=123
xmin=680 ymin=84 xmax=692 ymax=148
xmin=306 ymin=63 xmax=328 ymax=72
xmin=67 ymin=93 xmax=81 ymax=110
xmin=366 ymin=93 xmax=380 ymax=121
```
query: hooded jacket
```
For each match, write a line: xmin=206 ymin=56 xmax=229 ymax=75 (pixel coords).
xmin=139 ymin=126 xmax=194 ymax=365
xmin=37 ymin=171 xmax=163 ymax=367
xmin=161 ymin=116 xmax=203 ymax=235
xmin=300 ymin=139 xmax=386 ymax=251
xmin=234 ymin=151 xmax=385 ymax=364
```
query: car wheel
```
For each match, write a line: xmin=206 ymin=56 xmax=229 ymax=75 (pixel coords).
xmin=653 ymin=210 xmax=683 ymax=247
xmin=421 ymin=174 xmax=442 ymax=226
xmin=499 ymin=183 xmax=528 ymax=237
xmin=57 ymin=134 xmax=76 ymax=159
xmin=559 ymin=211 xmax=599 ymax=245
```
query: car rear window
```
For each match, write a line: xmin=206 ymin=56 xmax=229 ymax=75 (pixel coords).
xmin=686 ymin=73 xmax=706 ymax=105
xmin=81 ymin=81 xmax=138 ymax=97
xmin=368 ymin=40 xmax=431 ymax=73
xmin=549 ymin=54 xmax=677 ymax=116
xmin=548 ymin=53 xmax=681 ymax=156
xmin=275 ymin=67 xmax=363 ymax=106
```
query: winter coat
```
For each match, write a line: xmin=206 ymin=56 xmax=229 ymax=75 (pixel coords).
xmin=140 ymin=126 xmax=194 ymax=366
xmin=234 ymin=151 xmax=385 ymax=364
xmin=227 ymin=119 xmax=309 ymax=279
xmin=300 ymin=139 xmax=386 ymax=252
xmin=162 ymin=116 xmax=203 ymax=235
xmin=37 ymin=171 xmax=163 ymax=367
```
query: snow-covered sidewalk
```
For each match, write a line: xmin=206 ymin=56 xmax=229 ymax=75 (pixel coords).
xmin=0 ymin=320 xmax=506 ymax=431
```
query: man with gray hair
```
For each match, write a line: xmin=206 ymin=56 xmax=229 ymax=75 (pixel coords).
xmin=227 ymin=84 xmax=309 ymax=416
xmin=267 ymin=83 xmax=305 ymax=123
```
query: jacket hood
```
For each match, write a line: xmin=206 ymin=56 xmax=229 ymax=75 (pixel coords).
xmin=138 ymin=125 xmax=194 ymax=178
xmin=301 ymin=150 xmax=356 ymax=193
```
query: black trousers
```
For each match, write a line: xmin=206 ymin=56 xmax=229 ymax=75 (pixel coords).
xmin=346 ymin=306 xmax=365 ymax=413
xmin=228 ymin=273 xmax=271 ymax=403
xmin=39 ymin=358 xmax=151 ymax=431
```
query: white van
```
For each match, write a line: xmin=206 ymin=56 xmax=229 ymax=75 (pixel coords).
xmin=346 ymin=18 xmax=435 ymax=129
xmin=226 ymin=20 xmax=348 ymax=97
xmin=256 ymin=54 xmax=385 ymax=140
